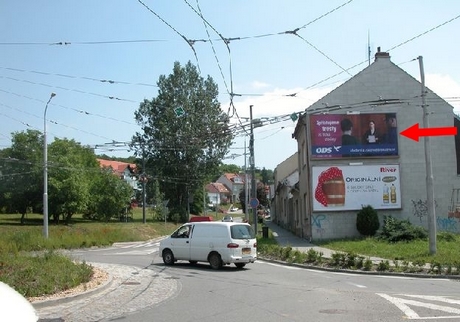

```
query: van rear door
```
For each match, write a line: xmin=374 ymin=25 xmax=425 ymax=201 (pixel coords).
xmin=229 ymin=224 xmax=257 ymax=258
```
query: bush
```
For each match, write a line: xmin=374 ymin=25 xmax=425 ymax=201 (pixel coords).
xmin=377 ymin=216 xmax=428 ymax=243
xmin=356 ymin=205 xmax=380 ymax=236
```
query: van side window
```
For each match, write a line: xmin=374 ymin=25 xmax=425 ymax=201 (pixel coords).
xmin=230 ymin=225 xmax=255 ymax=239
xmin=172 ymin=225 xmax=191 ymax=238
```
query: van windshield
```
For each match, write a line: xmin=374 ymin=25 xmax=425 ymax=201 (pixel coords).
xmin=230 ymin=224 xmax=255 ymax=239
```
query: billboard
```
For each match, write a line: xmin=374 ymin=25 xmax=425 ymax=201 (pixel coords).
xmin=312 ymin=164 xmax=401 ymax=211
xmin=309 ymin=113 xmax=398 ymax=159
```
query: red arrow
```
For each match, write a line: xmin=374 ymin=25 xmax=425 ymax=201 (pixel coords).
xmin=400 ymin=123 xmax=458 ymax=142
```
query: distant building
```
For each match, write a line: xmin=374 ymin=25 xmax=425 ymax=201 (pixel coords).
xmin=205 ymin=182 xmax=231 ymax=206
xmin=97 ymin=159 xmax=138 ymax=190
xmin=216 ymin=173 xmax=246 ymax=203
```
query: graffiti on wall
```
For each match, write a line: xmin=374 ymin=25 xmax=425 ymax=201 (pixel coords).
xmin=312 ymin=214 xmax=330 ymax=238
xmin=411 ymin=199 xmax=438 ymax=222
xmin=437 ymin=216 xmax=458 ymax=232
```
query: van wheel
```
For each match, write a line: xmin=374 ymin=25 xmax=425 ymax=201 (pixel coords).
xmin=208 ymin=253 xmax=223 ymax=270
xmin=162 ymin=249 xmax=175 ymax=265
xmin=235 ymin=263 xmax=246 ymax=269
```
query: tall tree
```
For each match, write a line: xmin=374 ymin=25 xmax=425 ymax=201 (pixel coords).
xmin=132 ymin=61 xmax=232 ymax=221
xmin=0 ymin=130 xmax=43 ymax=219
xmin=47 ymin=138 xmax=98 ymax=223
xmin=87 ymin=168 xmax=133 ymax=222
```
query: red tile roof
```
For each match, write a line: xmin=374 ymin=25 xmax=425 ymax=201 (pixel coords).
xmin=205 ymin=182 xmax=230 ymax=193
xmin=97 ymin=159 xmax=136 ymax=176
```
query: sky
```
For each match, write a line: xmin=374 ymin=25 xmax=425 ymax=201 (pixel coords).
xmin=1 ymin=1 xmax=460 ymax=171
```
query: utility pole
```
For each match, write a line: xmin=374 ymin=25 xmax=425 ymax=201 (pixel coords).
xmin=418 ymin=56 xmax=436 ymax=254
xmin=142 ymin=150 xmax=146 ymax=224
xmin=249 ymin=105 xmax=257 ymax=233
xmin=244 ymin=137 xmax=249 ymax=222
xmin=203 ymin=185 xmax=206 ymax=215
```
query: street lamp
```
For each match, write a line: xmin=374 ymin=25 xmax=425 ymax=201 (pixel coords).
xmin=43 ymin=92 xmax=56 ymax=238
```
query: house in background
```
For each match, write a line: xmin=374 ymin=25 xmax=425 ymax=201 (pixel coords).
xmin=216 ymin=173 xmax=246 ymax=203
xmin=97 ymin=159 xmax=138 ymax=191
xmin=205 ymin=182 xmax=231 ymax=207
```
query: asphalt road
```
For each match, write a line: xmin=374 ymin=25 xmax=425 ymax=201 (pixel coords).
xmin=35 ymin=238 xmax=460 ymax=322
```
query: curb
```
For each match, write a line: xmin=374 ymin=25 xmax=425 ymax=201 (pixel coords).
xmin=31 ymin=268 xmax=114 ymax=309
xmin=257 ymin=257 xmax=460 ymax=280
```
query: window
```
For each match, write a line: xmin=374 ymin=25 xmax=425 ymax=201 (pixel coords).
xmin=231 ymin=225 xmax=255 ymax=239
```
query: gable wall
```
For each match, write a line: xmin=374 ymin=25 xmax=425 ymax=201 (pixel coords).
xmin=297 ymin=54 xmax=460 ymax=240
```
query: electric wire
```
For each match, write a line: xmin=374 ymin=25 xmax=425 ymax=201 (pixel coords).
xmin=137 ymin=0 xmax=202 ymax=73
xmin=1 ymin=3 xmax=459 ymax=166
xmin=0 ymin=66 xmax=158 ymax=88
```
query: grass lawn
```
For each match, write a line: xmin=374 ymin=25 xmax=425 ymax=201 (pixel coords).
xmin=0 ymin=209 xmax=180 ymax=298
xmin=315 ymin=234 xmax=460 ymax=265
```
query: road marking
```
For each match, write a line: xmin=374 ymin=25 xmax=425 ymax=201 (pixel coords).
xmin=346 ymin=282 xmax=367 ymax=288
xmin=377 ymin=293 xmax=460 ymax=319
xmin=256 ymin=261 xmax=301 ymax=270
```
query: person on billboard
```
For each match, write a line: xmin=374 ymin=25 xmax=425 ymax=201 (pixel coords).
xmin=363 ymin=120 xmax=380 ymax=144
xmin=340 ymin=118 xmax=359 ymax=157
xmin=382 ymin=113 xmax=397 ymax=144
xmin=340 ymin=118 xmax=359 ymax=145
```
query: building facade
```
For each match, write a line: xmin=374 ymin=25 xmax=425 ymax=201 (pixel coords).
xmin=290 ymin=50 xmax=460 ymax=241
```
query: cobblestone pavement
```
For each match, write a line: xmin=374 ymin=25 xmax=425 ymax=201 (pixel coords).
xmin=34 ymin=262 xmax=179 ymax=322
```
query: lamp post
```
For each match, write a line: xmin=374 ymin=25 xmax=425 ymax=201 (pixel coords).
xmin=43 ymin=92 xmax=56 ymax=238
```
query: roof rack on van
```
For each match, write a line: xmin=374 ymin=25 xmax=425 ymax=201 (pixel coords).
xmin=189 ymin=216 xmax=213 ymax=222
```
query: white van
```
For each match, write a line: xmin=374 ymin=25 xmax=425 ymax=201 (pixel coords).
xmin=159 ymin=222 xmax=257 ymax=269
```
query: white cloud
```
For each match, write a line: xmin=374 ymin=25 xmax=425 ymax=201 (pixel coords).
xmin=250 ymin=81 xmax=271 ymax=89
xmin=225 ymin=86 xmax=333 ymax=120
xmin=426 ymin=73 xmax=460 ymax=112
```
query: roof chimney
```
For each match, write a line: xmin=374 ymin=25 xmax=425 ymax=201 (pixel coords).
xmin=375 ymin=46 xmax=390 ymax=61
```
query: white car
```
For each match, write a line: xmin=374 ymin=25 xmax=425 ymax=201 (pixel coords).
xmin=222 ymin=215 xmax=233 ymax=222
xmin=160 ymin=222 xmax=257 ymax=269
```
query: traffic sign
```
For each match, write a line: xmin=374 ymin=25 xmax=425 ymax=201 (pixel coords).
xmin=174 ymin=106 xmax=185 ymax=117
xmin=250 ymin=198 xmax=259 ymax=208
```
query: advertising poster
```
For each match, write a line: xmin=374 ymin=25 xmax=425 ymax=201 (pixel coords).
xmin=312 ymin=164 xmax=401 ymax=211
xmin=309 ymin=113 xmax=398 ymax=159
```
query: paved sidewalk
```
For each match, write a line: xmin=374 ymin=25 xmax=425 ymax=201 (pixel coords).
xmin=34 ymin=262 xmax=179 ymax=322
xmin=263 ymin=220 xmax=391 ymax=265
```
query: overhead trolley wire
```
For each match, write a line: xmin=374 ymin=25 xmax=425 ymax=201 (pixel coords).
xmin=137 ymin=0 xmax=202 ymax=73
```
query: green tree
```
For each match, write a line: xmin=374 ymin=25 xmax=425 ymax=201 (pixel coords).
xmin=356 ymin=205 xmax=380 ymax=236
xmin=47 ymin=138 xmax=99 ymax=223
xmin=87 ymin=168 xmax=133 ymax=222
xmin=0 ymin=130 xmax=43 ymax=220
xmin=150 ymin=179 xmax=167 ymax=221
xmin=217 ymin=164 xmax=241 ymax=179
xmin=132 ymin=61 xmax=232 ymax=221
xmin=260 ymin=167 xmax=274 ymax=184
xmin=238 ymin=181 xmax=268 ymax=214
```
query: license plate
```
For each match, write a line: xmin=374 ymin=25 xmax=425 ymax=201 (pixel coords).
xmin=242 ymin=248 xmax=251 ymax=255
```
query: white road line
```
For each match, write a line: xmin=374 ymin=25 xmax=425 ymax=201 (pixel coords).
xmin=402 ymin=295 xmax=460 ymax=305
xmin=377 ymin=293 xmax=420 ymax=319
xmin=346 ymin=282 xmax=367 ymax=288
xmin=255 ymin=261 xmax=301 ymax=270
xmin=377 ymin=293 xmax=460 ymax=320
xmin=110 ymin=250 xmax=157 ymax=255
